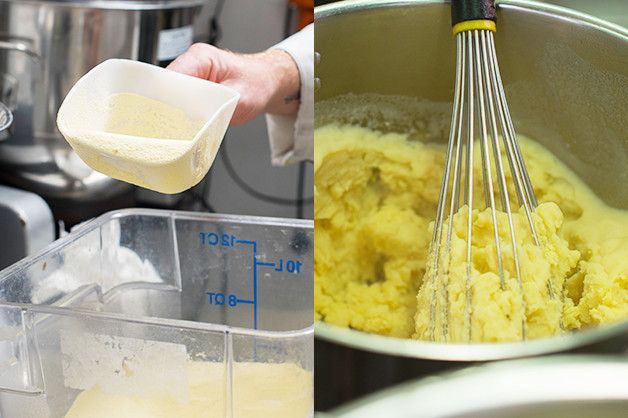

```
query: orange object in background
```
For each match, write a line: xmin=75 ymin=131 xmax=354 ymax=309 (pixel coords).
xmin=289 ymin=0 xmax=313 ymax=30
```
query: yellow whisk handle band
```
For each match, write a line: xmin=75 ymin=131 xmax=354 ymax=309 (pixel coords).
xmin=453 ymin=20 xmax=496 ymax=35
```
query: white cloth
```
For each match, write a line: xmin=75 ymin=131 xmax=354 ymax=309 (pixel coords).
xmin=266 ymin=23 xmax=314 ymax=166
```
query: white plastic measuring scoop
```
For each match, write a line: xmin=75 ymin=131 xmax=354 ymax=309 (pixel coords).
xmin=57 ymin=59 xmax=239 ymax=194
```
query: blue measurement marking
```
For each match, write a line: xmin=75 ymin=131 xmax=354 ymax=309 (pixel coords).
xmin=236 ymin=299 xmax=254 ymax=304
xmin=235 ymin=239 xmax=258 ymax=329
xmin=236 ymin=240 xmax=256 ymax=248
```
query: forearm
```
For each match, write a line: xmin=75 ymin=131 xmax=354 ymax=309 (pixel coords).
xmin=265 ymin=23 xmax=314 ymax=165
xmin=258 ymin=49 xmax=301 ymax=117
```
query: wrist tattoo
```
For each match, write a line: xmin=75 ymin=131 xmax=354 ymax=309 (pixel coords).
xmin=284 ymin=91 xmax=301 ymax=104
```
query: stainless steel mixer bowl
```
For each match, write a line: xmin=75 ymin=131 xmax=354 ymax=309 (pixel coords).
xmin=314 ymin=0 xmax=628 ymax=410
xmin=326 ymin=355 xmax=628 ymax=417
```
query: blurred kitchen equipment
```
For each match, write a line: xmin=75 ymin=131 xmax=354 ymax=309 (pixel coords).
xmin=0 ymin=102 xmax=54 ymax=270
xmin=0 ymin=99 xmax=11 ymax=141
xmin=328 ymin=355 xmax=628 ymax=417
xmin=0 ymin=208 xmax=314 ymax=417
xmin=57 ymin=58 xmax=239 ymax=194
xmin=0 ymin=184 xmax=54 ymax=270
xmin=425 ymin=0 xmax=548 ymax=343
xmin=0 ymin=0 xmax=209 ymax=225
xmin=315 ymin=0 xmax=628 ymax=410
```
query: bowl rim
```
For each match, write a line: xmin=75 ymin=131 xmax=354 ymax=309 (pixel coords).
xmin=315 ymin=0 xmax=628 ymax=43
xmin=315 ymin=320 xmax=628 ymax=361
xmin=329 ymin=354 xmax=628 ymax=416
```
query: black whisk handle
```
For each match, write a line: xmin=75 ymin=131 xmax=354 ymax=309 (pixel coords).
xmin=451 ymin=0 xmax=497 ymax=26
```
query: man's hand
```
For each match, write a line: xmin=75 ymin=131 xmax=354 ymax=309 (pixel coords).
xmin=167 ymin=44 xmax=300 ymax=125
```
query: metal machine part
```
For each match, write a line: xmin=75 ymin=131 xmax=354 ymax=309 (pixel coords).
xmin=0 ymin=100 xmax=11 ymax=141
xmin=0 ymin=184 xmax=55 ymax=270
xmin=0 ymin=0 xmax=209 ymax=222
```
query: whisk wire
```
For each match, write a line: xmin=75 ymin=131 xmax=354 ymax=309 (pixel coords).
xmin=487 ymin=35 xmax=563 ymax=323
xmin=427 ymin=32 xmax=466 ymax=342
xmin=480 ymin=30 xmax=528 ymax=340
xmin=487 ymin=33 xmax=538 ymax=219
xmin=463 ymin=30 xmax=476 ymax=342
xmin=475 ymin=29 xmax=508 ymax=296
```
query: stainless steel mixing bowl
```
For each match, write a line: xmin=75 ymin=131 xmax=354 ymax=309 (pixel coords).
xmin=314 ymin=0 xmax=628 ymax=410
xmin=326 ymin=355 xmax=628 ymax=417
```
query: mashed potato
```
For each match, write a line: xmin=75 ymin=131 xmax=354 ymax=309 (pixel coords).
xmin=314 ymin=123 xmax=628 ymax=343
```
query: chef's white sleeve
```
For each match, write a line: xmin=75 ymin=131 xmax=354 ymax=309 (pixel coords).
xmin=266 ymin=23 xmax=314 ymax=166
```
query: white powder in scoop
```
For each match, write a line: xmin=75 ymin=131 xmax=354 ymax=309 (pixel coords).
xmin=103 ymin=93 xmax=205 ymax=141
xmin=63 ymin=93 xmax=218 ymax=193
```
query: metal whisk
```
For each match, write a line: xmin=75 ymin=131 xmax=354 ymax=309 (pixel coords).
xmin=424 ymin=0 xmax=558 ymax=343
